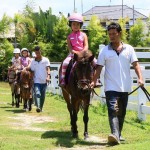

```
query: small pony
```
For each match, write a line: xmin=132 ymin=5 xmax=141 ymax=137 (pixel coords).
xmin=7 ymin=68 xmax=20 ymax=107
xmin=59 ymin=50 xmax=95 ymax=139
xmin=20 ymin=70 xmax=33 ymax=111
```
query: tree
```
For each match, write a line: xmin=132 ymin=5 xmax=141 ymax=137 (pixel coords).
xmin=118 ymin=17 xmax=129 ymax=43
xmin=87 ymin=15 xmax=106 ymax=56
xmin=49 ymin=14 xmax=70 ymax=61
xmin=32 ymin=7 xmax=57 ymax=43
xmin=144 ymin=15 xmax=150 ymax=47
xmin=0 ymin=14 xmax=12 ymax=36
xmin=13 ymin=12 xmax=36 ymax=49
xmin=128 ymin=19 xmax=145 ymax=47
xmin=0 ymin=39 xmax=14 ymax=80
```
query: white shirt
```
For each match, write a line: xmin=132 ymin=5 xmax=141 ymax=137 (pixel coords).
xmin=97 ymin=43 xmax=138 ymax=92
xmin=30 ymin=57 xmax=50 ymax=84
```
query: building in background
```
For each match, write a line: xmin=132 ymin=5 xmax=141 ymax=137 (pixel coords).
xmin=82 ymin=5 xmax=148 ymax=30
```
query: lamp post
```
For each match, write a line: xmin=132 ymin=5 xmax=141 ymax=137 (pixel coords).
xmin=14 ymin=19 xmax=17 ymax=48
xmin=74 ymin=0 xmax=76 ymax=12
xmin=81 ymin=0 xmax=83 ymax=14
xmin=122 ymin=0 xmax=123 ymax=18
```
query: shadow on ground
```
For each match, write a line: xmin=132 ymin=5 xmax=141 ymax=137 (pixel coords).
xmin=41 ymin=130 xmax=108 ymax=148
xmin=5 ymin=109 xmax=25 ymax=113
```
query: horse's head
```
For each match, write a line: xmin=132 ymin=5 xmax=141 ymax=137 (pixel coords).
xmin=73 ymin=50 xmax=95 ymax=94
xmin=8 ymin=69 xmax=16 ymax=84
xmin=20 ymin=70 xmax=31 ymax=89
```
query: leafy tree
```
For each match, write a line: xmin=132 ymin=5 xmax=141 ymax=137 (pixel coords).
xmin=128 ymin=18 xmax=145 ymax=47
xmin=50 ymin=15 xmax=70 ymax=61
xmin=118 ymin=17 xmax=129 ymax=43
xmin=0 ymin=39 xmax=14 ymax=80
xmin=32 ymin=7 xmax=57 ymax=42
xmin=87 ymin=15 xmax=106 ymax=56
xmin=0 ymin=14 xmax=12 ymax=35
xmin=144 ymin=16 xmax=150 ymax=47
xmin=13 ymin=11 xmax=36 ymax=49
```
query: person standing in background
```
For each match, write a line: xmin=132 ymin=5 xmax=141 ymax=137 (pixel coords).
xmin=26 ymin=46 xmax=50 ymax=112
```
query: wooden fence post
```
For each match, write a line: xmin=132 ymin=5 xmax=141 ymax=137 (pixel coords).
xmin=137 ymin=66 xmax=146 ymax=121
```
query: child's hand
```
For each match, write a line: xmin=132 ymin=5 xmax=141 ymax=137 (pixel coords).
xmin=72 ymin=50 xmax=76 ymax=54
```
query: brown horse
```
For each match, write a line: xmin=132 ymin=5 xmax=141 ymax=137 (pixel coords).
xmin=20 ymin=70 xmax=33 ymax=111
xmin=7 ymin=68 xmax=21 ymax=107
xmin=59 ymin=50 xmax=95 ymax=139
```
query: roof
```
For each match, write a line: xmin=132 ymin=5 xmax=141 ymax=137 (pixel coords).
xmin=83 ymin=5 xmax=148 ymax=21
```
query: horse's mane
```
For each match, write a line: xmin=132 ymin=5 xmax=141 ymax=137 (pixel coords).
xmin=21 ymin=70 xmax=31 ymax=82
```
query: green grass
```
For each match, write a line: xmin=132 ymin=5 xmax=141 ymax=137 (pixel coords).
xmin=0 ymin=82 xmax=150 ymax=150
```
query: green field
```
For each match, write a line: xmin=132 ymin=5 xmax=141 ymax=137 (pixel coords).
xmin=0 ymin=82 xmax=150 ymax=150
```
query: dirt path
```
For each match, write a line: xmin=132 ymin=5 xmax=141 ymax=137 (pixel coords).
xmin=8 ymin=113 xmax=108 ymax=150
xmin=9 ymin=113 xmax=56 ymax=131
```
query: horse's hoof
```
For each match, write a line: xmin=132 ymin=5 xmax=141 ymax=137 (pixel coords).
xmin=84 ymin=132 xmax=89 ymax=140
xmin=84 ymin=135 xmax=89 ymax=140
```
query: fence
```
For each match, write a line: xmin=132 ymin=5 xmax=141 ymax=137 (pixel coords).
xmin=47 ymin=46 xmax=150 ymax=121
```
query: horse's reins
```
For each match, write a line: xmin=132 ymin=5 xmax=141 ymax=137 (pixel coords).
xmin=140 ymin=86 xmax=150 ymax=101
xmin=93 ymin=85 xmax=150 ymax=101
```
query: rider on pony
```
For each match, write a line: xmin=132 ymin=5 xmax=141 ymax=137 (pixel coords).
xmin=8 ymin=48 xmax=22 ymax=83
xmin=20 ymin=48 xmax=31 ymax=69
xmin=60 ymin=13 xmax=89 ymax=87
xmin=59 ymin=13 xmax=99 ymax=87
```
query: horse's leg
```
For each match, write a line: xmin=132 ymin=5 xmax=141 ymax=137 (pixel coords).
xmin=83 ymin=101 xmax=90 ymax=140
xmin=66 ymin=103 xmax=73 ymax=132
xmin=20 ymin=90 xmax=22 ymax=103
xmin=23 ymin=99 xmax=28 ymax=110
xmin=15 ymin=94 xmax=18 ymax=108
xmin=15 ymin=85 xmax=20 ymax=108
xmin=62 ymin=89 xmax=74 ymax=132
xmin=28 ymin=98 xmax=32 ymax=111
xmin=71 ymin=100 xmax=80 ymax=138
xmin=12 ymin=92 xmax=14 ymax=106
xmin=14 ymin=85 xmax=18 ymax=108
xmin=17 ymin=94 xmax=20 ymax=108
xmin=11 ymin=84 xmax=15 ymax=106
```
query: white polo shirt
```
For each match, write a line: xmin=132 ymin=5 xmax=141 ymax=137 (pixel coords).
xmin=97 ymin=43 xmax=138 ymax=92
xmin=30 ymin=57 xmax=50 ymax=84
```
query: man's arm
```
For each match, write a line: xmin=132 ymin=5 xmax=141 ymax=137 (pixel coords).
xmin=132 ymin=61 xmax=144 ymax=86
xmin=46 ymin=66 xmax=50 ymax=82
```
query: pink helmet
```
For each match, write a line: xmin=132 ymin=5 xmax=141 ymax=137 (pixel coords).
xmin=69 ymin=13 xmax=83 ymax=23
xmin=68 ymin=13 xmax=83 ymax=27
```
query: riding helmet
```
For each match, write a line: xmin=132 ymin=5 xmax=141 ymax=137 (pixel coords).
xmin=13 ymin=48 xmax=20 ymax=54
xmin=68 ymin=13 xmax=83 ymax=27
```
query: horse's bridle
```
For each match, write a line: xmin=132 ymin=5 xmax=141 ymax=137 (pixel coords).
xmin=74 ymin=61 xmax=94 ymax=95
xmin=77 ymin=79 xmax=91 ymax=89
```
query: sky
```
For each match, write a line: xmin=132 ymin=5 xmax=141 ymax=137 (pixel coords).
xmin=0 ymin=0 xmax=150 ymax=19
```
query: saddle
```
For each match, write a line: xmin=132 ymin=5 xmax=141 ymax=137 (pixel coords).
xmin=65 ymin=59 xmax=75 ymax=85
